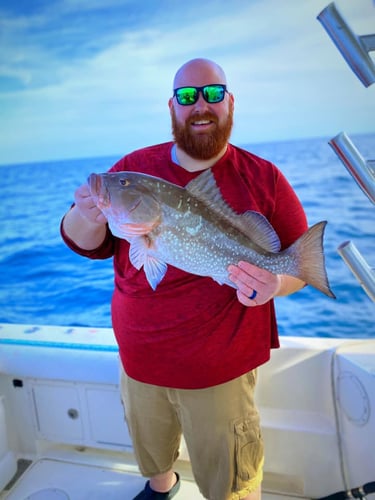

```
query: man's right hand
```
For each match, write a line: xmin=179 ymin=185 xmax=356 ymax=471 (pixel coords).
xmin=74 ymin=183 xmax=107 ymax=225
xmin=62 ymin=183 xmax=108 ymax=250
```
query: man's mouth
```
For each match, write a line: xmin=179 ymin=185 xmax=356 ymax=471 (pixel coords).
xmin=190 ymin=118 xmax=217 ymax=132
xmin=192 ymin=119 xmax=212 ymax=126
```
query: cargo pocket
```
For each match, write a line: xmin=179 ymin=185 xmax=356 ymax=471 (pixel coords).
xmin=246 ymin=369 xmax=258 ymax=389
xmin=233 ymin=417 xmax=264 ymax=488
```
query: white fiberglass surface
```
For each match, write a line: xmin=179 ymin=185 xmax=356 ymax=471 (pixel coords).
xmin=3 ymin=458 xmax=205 ymax=500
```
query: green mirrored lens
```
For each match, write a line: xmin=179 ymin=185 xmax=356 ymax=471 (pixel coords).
xmin=176 ymin=87 xmax=198 ymax=105
xmin=174 ymin=85 xmax=226 ymax=105
xmin=204 ymin=85 xmax=225 ymax=102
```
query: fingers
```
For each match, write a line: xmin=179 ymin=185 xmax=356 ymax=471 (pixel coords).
xmin=228 ymin=261 xmax=281 ymax=307
xmin=74 ymin=184 xmax=107 ymax=225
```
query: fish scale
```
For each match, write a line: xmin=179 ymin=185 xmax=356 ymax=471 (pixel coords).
xmin=88 ymin=169 xmax=335 ymax=298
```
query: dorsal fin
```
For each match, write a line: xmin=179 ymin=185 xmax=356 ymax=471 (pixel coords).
xmin=186 ymin=169 xmax=281 ymax=252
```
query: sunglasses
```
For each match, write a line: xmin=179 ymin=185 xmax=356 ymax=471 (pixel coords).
xmin=173 ymin=84 xmax=228 ymax=106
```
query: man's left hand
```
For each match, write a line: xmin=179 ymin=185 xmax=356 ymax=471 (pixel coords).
xmin=227 ymin=261 xmax=281 ymax=307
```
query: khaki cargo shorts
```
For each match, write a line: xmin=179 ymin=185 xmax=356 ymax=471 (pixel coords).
xmin=120 ymin=368 xmax=264 ymax=500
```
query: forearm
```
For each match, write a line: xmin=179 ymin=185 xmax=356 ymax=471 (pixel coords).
xmin=275 ymin=275 xmax=305 ymax=297
xmin=62 ymin=205 xmax=108 ymax=250
xmin=228 ymin=261 xmax=306 ymax=307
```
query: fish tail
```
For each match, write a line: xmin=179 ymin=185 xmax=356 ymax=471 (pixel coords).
xmin=286 ymin=221 xmax=336 ymax=298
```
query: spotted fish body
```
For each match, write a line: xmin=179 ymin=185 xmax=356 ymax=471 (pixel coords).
xmin=88 ymin=169 xmax=335 ymax=298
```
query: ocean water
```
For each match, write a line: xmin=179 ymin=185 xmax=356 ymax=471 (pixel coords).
xmin=0 ymin=135 xmax=374 ymax=338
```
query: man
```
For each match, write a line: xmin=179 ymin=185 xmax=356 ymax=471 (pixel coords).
xmin=61 ymin=58 xmax=307 ymax=500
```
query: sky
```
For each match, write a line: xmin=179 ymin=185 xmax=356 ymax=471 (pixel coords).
xmin=0 ymin=0 xmax=374 ymax=165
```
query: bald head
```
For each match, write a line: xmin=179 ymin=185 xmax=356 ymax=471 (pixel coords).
xmin=173 ymin=58 xmax=227 ymax=89
xmin=169 ymin=58 xmax=234 ymax=162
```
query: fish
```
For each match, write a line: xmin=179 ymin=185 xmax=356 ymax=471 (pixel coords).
xmin=88 ymin=169 xmax=335 ymax=298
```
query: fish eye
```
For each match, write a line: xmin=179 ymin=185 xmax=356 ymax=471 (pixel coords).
xmin=120 ymin=178 xmax=130 ymax=186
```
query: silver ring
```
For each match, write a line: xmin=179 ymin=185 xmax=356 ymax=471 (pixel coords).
xmin=248 ymin=289 xmax=257 ymax=300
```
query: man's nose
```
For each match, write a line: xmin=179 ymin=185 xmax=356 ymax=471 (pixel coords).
xmin=194 ymin=91 xmax=209 ymax=110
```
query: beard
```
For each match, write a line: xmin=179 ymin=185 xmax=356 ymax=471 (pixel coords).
xmin=171 ymin=104 xmax=234 ymax=160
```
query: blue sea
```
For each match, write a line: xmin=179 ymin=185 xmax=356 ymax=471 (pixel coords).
xmin=0 ymin=135 xmax=374 ymax=338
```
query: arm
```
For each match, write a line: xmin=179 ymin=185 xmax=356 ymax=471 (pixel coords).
xmin=228 ymin=261 xmax=305 ymax=307
xmin=227 ymin=163 xmax=308 ymax=306
xmin=62 ymin=183 xmax=108 ymax=250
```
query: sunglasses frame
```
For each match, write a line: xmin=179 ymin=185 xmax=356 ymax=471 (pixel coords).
xmin=173 ymin=84 xmax=228 ymax=106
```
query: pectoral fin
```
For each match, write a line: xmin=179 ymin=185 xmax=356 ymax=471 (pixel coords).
xmin=143 ymin=257 xmax=168 ymax=290
xmin=108 ymin=217 xmax=155 ymax=240
xmin=129 ymin=236 xmax=168 ymax=290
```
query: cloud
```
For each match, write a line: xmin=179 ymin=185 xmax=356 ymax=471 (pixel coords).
xmin=0 ymin=0 xmax=374 ymax=164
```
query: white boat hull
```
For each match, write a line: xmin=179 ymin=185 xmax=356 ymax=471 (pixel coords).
xmin=0 ymin=323 xmax=374 ymax=499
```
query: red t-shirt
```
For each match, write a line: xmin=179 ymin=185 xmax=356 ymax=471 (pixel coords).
xmin=61 ymin=142 xmax=308 ymax=389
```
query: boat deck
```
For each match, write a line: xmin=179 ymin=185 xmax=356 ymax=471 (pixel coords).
xmin=1 ymin=455 xmax=289 ymax=500
xmin=1 ymin=325 xmax=374 ymax=499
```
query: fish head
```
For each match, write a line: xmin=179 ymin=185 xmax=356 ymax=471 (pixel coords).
xmin=88 ymin=172 xmax=162 ymax=238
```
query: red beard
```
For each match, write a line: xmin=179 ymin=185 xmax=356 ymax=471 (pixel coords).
xmin=171 ymin=106 xmax=233 ymax=160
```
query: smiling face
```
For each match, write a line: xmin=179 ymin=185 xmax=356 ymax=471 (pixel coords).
xmin=169 ymin=58 xmax=234 ymax=160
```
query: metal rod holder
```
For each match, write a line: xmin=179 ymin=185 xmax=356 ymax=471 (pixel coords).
xmin=317 ymin=2 xmax=375 ymax=87
xmin=337 ymin=241 xmax=375 ymax=302
xmin=329 ymin=132 xmax=375 ymax=205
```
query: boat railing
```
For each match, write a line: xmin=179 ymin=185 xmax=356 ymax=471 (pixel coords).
xmin=317 ymin=2 xmax=375 ymax=303
xmin=337 ymin=240 xmax=375 ymax=302
xmin=317 ymin=2 xmax=375 ymax=87
xmin=329 ymin=132 xmax=375 ymax=205
xmin=329 ymin=133 xmax=375 ymax=301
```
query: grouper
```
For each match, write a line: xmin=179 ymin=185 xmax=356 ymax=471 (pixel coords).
xmin=88 ymin=169 xmax=335 ymax=298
